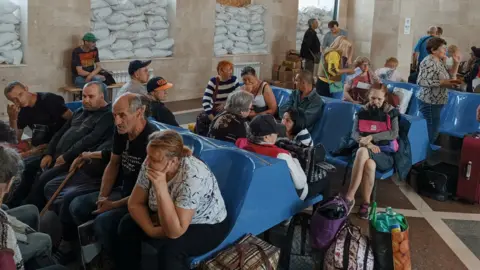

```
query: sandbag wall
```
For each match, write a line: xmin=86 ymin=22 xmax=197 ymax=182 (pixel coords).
xmin=296 ymin=6 xmax=334 ymax=51
xmin=0 ymin=1 xmax=23 ymax=65
xmin=91 ymin=0 xmax=174 ymax=60
xmin=213 ymin=3 xmax=268 ymax=56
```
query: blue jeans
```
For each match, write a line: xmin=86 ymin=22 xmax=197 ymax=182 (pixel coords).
xmin=69 ymin=190 xmax=128 ymax=254
xmin=418 ymin=100 xmax=444 ymax=144
xmin=73 ymin=75 xmax=104 ymax=88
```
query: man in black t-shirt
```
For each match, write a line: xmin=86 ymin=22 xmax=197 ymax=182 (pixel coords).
xmin=70 ymin=93 xmax=158 ymax=259
xmin=146 ymin=76 xmax=179 ymax=126
xmin=72 ymin=33 xmax=105 ymax=88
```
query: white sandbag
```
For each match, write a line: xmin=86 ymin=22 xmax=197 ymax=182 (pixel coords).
xmin=250 ymin=14 xmax=262 ymax=23
xmin=0 ymin=55 xmax=7 ymax=63
xmin=215 ymin=26 xmax=227 ymax=35
xmin=0 ymin=24 xmax=14 ymax=33
xmin=249 ymin=48 xmax=268 ymax=54
xmin=249 ymin=30 xmax=264 ymax=39
xmin=251 ymin=24 xmax=263 ymax=31
xmin=105 ymin=0 xmax=125 ymax=5
xmin=0 ymin=32 xmax=18 ymax=47
xmin=96 ymin=35 xmax=116 ymax=49
xmin=247 ymin=4 xmax=265 ymax=14
xmin=1 ymin=49 xmax=22 ymax=65
xmin=235 ymin=29 xmax=248 ymax=37
xmin=215 ymin=19 xmax=225 ymax=26
xmin=114 ymin=50 xmax=134 ymax=59
xmin=231 ymin=47 xmax=247 ymax=54
xmin=92 ymin=7 xmax=113 ymax=21
xmin=215 ymin=3 xmax=224 ymax=13
xmin=126 ymin=22 xmax=147 ymax=32
xmin=141 ymin=3 xmax=161 ymax=13
xmin=111 ymin=39 xmax=133 ymax=51
xmin=105 ymin=12 xmax=129 ymax=24
xmin=151 ymin=49 xmax=172 ymax=57
xmin=235 ymin=42 xmax=248 ymax=50
xmin=121 ymin=7 xmax=144 ymax=17
xmin=227 ymin=33 xmax=249 ymax=43
xmin=226 ymin=25 xmax=238 ymax=32
xmin=0 ymin=14 xmax=19 ymax=24
xmin=154 ymin=38 xmax=174 ymax=49
xmin=134 ymin=48 xmax=153 ymax=58
xmin=0 ymin=1 xmax=19 ymax=14
xmin=225 ymin=6 xmax=240 ymax=14
xmin=145 ymin=6 xmax=167 ymax=17
xmin=148 ymin=18 xmax=169 ymax=30
xmin=299 ymin=24 xmax=308 ymax=31
xmin=0 ymin=40 xmax=21 ymax=52
xmin=151 ymin=0 xmax=168 ymax=8
xmin=239 ymin=24 xmax=251 ymax=31
xmin=223 ymin=39 xmax=234 ymax=49
xmin=153 ymin=29 xmax=168 ymax=41
xmin=216 ymin=13 xmax=230 ymax=21
xmin=111 ymin=1 xmax=135 ymax=11
xmin=127 ymin=14 xmax=146 ymax=24
xmin=250 ymin=36 xmax=264 ymax=45
xmin=131 ymin=0 xmax=150 ymax=5
xmin=98 ymin=48 xmax=115 ymax=60
xmin=108 ymin=23 xmax=129 ymax=31
xmin=214 ymin=34 xmax=227 ymax=43
xmin=91 ymin=0 xmax=110 ymax=9
xmin=214 ymin=48 xmax=228 ymax=56
xmin=249 ymin=43 xmax=267 ymax=50
xmin=93 ymin=28 xmax=110 ymax=40
xmin=214 ymin=43 xmax=223 ymax=50
xmin=296 ymin=31 xmax=304 ymax=40
xmin=146 ymin=15 xmax=165 ymax=24
xmin=93 ymin=21 xmax=108 ymax=30
xmin=132 ymin=30 xmax=155 ymax=40
xmin=236 ymin=16 xmax=248 ymax=23
xmin=113 ymin=30 xmax=134 ymax=39
xmin=133 ymin=38 xmax=155 ymax=49
xmin=226 ymin=19 xmax=240 ymax=26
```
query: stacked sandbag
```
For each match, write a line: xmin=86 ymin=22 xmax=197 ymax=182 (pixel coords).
xmin=91 ymin=0 xmax=174 ymax=60
xmin=296 ymin=6 xmax=333 ymax=51
xmin=213 ymin=4 xmax=268 ymax=56
xmin=0 ymin=1 xmax=22 ymax=65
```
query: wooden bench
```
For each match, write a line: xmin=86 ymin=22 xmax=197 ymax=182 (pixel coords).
xmin=61 ymin=83 xmax=125 ymax=101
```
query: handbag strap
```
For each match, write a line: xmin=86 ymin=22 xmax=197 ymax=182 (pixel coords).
xmin=235 ymin=242 xmax=273 ymax=270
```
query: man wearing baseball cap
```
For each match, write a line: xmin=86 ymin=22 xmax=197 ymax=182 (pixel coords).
xmin=146 ymin=76 xmax=179 ymax=126
xmin=115 ymin=60 xmax=151 ymax=98
xmin=235 ymin=114 xmax=308 ymax=200
xmin=71 ymin=32 xmax=105 ymax=88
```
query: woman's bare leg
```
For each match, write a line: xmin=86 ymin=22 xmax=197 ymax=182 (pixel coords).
xmin=361 ymin=159 xmax=376 ymax=204
xmin=345 ymin=147 xmax=370 ymax=201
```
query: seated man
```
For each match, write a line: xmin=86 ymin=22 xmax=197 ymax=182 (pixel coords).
xmin=279 ymin=71 xmax=323 ymax=131
xmin=146 ymin=76 xmax=179 ymax=126
xmin=69 ymin=93 xmax=158 ymax=262
xmin=236 ymin=114 xmax=308 ymax=200
xmin=24 ymin=82 xmax=114 ymax=209
xmin=115 ymin=60 xmax=151 ymax=98
xmin=72 ymin=33 xmax=105 ymax=88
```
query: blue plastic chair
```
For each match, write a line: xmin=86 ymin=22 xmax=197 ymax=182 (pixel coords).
xmin=384 ymin=81 xmax=422 ymax=117
xmin=149 ymin=119 xmax=188 ymax=133
xmin=65 ymin=101 xmax=82 ymax=112
xmin=270 ymin=86 xmax=293 ymax=108
xmin=439 ymin=91 xmax=480 ymax=138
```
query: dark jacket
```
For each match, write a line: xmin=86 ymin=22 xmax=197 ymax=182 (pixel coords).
xmin=279 ymin=89 xmax=324 ymax=131
xmin=47 ymin=103 xmax=114 ymax=163
xmin=394 ymin=115 xmax=413 ymax=180
xmin=466 ymin=58 xmax=480 ymax=92
xmin=300 ymin=28 xmax=321 ymax=61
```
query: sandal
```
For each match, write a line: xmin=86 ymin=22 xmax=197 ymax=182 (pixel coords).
xmin=358 ymin=203 xmax=370 ymax=220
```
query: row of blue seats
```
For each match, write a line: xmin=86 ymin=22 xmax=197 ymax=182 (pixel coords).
xmin=64 ymin=102 xmax=323 ymax=268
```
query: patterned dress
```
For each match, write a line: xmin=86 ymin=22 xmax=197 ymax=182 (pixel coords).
xmin=416 ymin=55 xmax=451 ymax=105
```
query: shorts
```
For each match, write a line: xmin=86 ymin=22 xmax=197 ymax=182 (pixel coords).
xmin=368 ymin=149 xmax=394 ymax=172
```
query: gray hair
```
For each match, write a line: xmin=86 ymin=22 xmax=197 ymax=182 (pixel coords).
xmin=4 ymin=81 xmax=26 ymax=97
xmin=127 ymin=94 xmax=145 ymax=114
xmin=427 ymin=26 xmax=438 ymax=35
xmin=354 ymin=56 xmax=371 ymax=68
xmin=0 ymin=144 xmax=23 ymax=184
xmin=308 ymin=18 xmax=317 ymax=28
xmin=225 ymin=90 xmax=253 ymax=115
xmin=83 ymin=81 xmax=107 ymax=97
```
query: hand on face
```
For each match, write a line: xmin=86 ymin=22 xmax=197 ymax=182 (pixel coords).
xmin=7 ymin=104 xmax=20 ymax=120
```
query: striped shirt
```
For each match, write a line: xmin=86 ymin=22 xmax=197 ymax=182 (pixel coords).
xmin=202 ymin=76 xmax=240 ymax=115
xmin=294 ymin=129 xmax=313 ymax=147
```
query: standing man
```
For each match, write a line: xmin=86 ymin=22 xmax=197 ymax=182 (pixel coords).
xmin=300 ymin=19 xmax=321 ymax=74
xmin=322 ymin=20 xmax=348 ymax=52
xmin=146 ymin=76 xmax=179 ymax=126
xmin=409 ymin=26 xmax=438 ymax=83
xmin=115 ymin=60 xmax=151 ymax=98
xmin=72 ymin=33 xmax=105 ymax=88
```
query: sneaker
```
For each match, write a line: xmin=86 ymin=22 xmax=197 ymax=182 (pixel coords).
xmin=345 ymin=198 xmax=355 ymax=215
xmin=358 ymin=203 xmax=370 ymax=219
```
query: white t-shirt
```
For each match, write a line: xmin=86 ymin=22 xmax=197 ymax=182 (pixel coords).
xmin=136 ymin=156 xmax=227 ymax=225
xmin=375 ymin=67 xmax=404 ymax=82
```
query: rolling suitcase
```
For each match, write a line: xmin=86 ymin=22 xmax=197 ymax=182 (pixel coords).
xmin=456 ymin=134 xmax=480 ymax=203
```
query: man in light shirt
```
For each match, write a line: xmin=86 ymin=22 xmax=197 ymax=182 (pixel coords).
xmin=115 ymin=60 xmax=151 ymax=99
xmin=322 ymin=20 xmax=348 ymax=52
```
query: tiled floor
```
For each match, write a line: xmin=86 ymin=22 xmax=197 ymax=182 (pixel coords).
xmin=169 ymin=101 xmax=480 ymax=270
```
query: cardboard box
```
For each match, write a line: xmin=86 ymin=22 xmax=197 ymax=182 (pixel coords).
xmin=286 ymin=50 xmax=302 ymax=62
xmin=282 ymin=60 xmax=302 ymax=70
xmin=271 ymin=80 xmax=294 ymax=89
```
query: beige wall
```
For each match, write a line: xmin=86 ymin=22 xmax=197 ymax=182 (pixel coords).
xmin=0 ymin=0 xmax=298 ymax=118
xmin=346 ymin=0 xmax=374 ymax=59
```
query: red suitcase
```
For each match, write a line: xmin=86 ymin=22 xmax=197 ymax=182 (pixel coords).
xmin=457 ymin=134 xmax=480 ymax=203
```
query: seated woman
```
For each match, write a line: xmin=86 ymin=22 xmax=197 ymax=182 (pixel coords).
xmin=343 ymin=56 xmax=381 ymax=104
xmin=236 ymin=114 xmax=308 ymax=200
xmin=344 ymin=83 xmax=400 ymax=219
xmin=281 ymin=108 xmax=312 ymax=147
xmin=240 ymin=66 xmax=277 ymax=118
xmin=196 ymin=60 xmax=241 ymax=136
xmin=116 ymin=130 xmax=228 ymax=270
xmin=208 ymin=90 xmax=253 ymax=143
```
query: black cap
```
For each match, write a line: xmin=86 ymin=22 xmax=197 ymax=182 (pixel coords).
xmin=249 ymin=114 xmax=282 ymax=137
xmin=472 ymin=47 xmax=480 ymax=58
xmin=128 ymin=60 xmax=151 ymax=75
xmin=147 ymin=76 xmax=173 ymax=93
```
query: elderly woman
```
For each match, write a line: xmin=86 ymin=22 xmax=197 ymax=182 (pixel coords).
xmin=196 ymin=60 xmax=241 ymax=136
xmin=116 ymin=131 xmax=228 ymax=270
xmin=344 ymin=84 xmax=400 ymax=219
xmin=208 ymin=90 xmax=253 ymax=143
xmin=241 ymin=66 xmax=277 ymax=117
xmin=417 ymin=37 xmax=461 ymax=144
xmin=236 ymin=114 xmax=308 ymax=200
xmin=316 ymin=36 xmax=354 ymax=97
xmin=343 ymin=56 xmax=381 ymax=104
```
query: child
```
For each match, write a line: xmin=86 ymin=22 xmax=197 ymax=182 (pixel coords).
xmin=375 ymin=57 xmax=405 ymax=82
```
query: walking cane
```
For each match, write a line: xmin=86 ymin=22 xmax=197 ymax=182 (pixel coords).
xmin=40 ymin=166 xmax=79 ymax=217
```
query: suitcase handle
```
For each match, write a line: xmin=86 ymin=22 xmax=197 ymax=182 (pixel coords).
xmin=466 ymin=161 xmax=472 ymax=180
